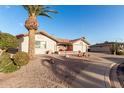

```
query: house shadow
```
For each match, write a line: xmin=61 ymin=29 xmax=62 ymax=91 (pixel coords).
xmin=40 ymin=55 xmax=113 ymax=88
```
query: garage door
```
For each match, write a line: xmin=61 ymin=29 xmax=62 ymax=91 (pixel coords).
xmin=73 ymin=44 xmax=83 ymax=52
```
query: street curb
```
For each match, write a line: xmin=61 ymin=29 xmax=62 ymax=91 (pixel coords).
xmin=104 ymin=63 xmax=116 ymax=88
xmin=111 ymin=63 xmax=122 ymax=88
xmin=105 ymin=63 xmax=122 ymax=88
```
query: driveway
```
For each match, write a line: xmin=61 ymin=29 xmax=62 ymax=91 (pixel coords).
xmin=0 ymin=52 xmax=123 ymax=88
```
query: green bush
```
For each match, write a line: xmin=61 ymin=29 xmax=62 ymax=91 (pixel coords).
xmin=13 ymin=52 xmax=29 ymax=66
xmin=0 ymin=52 xmax=19 ymax=73
xmin=0 ymin=52 xmax=11 ymax=68
xmin=0 ymin=32 xmax=19 ymax=49
xmin=2 ymin=63 xmax=20 ymax=73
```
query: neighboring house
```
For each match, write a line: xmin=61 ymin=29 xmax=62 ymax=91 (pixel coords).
xmin=90 ymin=42 xmax=124 ymax=54
xmin=16 ymin=31 xmax=90 ymax=54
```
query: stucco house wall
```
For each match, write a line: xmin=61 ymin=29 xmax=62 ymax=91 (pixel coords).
xmin=21 ymin=36 xmax=29 ymax=53
xmin=20 ymin=34 xmax=57 ymax=54
xmin=17 ymin=31 xmax=90 ymax=54
xmin=82 ymin=41 xmax=89 ymax=52
xmin=73 ymin=40 xmax=88 ymax=52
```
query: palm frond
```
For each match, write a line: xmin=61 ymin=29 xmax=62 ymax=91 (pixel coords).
xmin=23 ymin=5 xmax=58 ymax=18
xmin=39 ymin=12 xmax=52 ymax=19
xmin=44 ymin=10 xmax=58 ymax=14
xmin=23 ymin=5 xmax=34 ymax=15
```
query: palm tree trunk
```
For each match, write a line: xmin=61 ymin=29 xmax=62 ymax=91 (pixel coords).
xmin=28 ymin=29 xmax=35 ymax=59
xmin=25 ymin=13 xmax=38 ymax=59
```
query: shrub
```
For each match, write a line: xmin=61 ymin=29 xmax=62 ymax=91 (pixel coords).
xmin=0 ymin=52 xmax=19 ymax=73
xmin=0 ymin=52 xmax=11 ymax=68
xmin=13 ymin=52 xmax=29 ymax=66
xmin=54 ymin=51 xmax=59 ymax=54
xmin=116 ymin=51 xmax=124 ymax=55
xmin=2 ymin=63 xmax=20 ymax=73
xmin=46 ymin=50 xmax=50 ymax=54
xmin=0 ymin=32 xmax=19 ymax=50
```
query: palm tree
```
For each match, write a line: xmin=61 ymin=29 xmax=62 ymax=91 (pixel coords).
xmin=23 ymin=5 xmax=58 ymax=59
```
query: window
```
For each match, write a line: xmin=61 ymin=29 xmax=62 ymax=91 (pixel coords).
xmin=41 ymin=41 xmax=46 ymax=49
xmin=35 ymin=41 xmax=46 ymax=49
xmin=35 ymin=41 xmax=41 ymax=48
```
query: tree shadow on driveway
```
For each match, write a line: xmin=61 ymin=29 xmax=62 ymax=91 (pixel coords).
xmin=40 ymin=55 xmax=111 ymax=88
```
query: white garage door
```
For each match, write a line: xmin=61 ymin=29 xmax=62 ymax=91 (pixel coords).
xmin=73 ymin=44 xmax=83 ymax=52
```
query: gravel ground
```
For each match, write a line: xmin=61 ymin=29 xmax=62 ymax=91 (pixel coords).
xmin=0 ymin=54 xmax=90 ymax=88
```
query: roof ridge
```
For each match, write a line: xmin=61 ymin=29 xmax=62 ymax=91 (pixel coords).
xmin=16 ymin=30 xmax=90 ymax=45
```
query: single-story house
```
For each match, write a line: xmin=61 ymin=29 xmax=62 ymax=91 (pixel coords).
xmin=89 ymin=42 xmax=124 ymax=54
xmin=16 ymin=31 xmax=90 ymax=54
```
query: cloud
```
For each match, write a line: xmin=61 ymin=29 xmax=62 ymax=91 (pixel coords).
xmin=5 ymin=5 xmax=11 ymax=9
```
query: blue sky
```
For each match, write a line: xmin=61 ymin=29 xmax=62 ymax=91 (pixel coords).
xmin=0 ymin=5 xmax=124 ymax=44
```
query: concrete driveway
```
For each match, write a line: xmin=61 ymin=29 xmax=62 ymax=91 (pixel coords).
xmin=0 ymin=52 xmax=123 ymax=88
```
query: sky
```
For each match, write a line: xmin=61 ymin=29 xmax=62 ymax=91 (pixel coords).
xmin=0 ymin=5 xmax=124 ymax=44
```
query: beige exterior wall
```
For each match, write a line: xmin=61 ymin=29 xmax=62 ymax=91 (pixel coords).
xmin=21 ymin=36 xmax=29 ymax=53
xmin=20 ymin=34 xmax=89 ymax=54
xmin=20 ymin=34 xmax=57 ymax=54
xmin=73 ymin=40 xmax=88 ymax=52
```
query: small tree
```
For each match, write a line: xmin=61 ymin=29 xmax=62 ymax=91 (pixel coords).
xmin=110 ymin=43 xmax=124 ymax=55
xmin=110 ymin=43 xmax=117 ymax=54
xmin=0 ymin=32 xmax=19 ymax=50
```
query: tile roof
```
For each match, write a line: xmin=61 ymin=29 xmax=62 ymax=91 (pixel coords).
xmin=16 ymin=30 xmax=58 ymax=42
xmin=16 ymin=30 xmax=90 ymax=45
xmin=56 ymin=38 xmax=70 ymax=43
xmin=70 ymin=37 xmax=90 ymax=45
